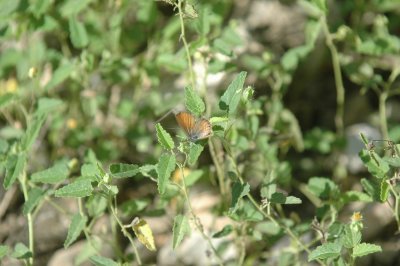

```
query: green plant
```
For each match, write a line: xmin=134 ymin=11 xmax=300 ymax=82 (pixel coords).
xmin=1 ymin=0 xmax=399 ymax=265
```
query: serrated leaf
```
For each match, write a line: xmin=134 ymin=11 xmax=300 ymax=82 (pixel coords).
xmin=185 ymin=86 xmax=205 ymax=116
xmin=89 ymin=255 xmax=119 ymax=266
xmin=172 ymin=214 xmax=190 ymax=249
xmin=352 ymin=243 xmax=382 ymax=258
xmin=343 ymin=225 xmax=362 ymax=249
xmin=361 ymin=177 xmax=387 ymax=202
xmin=229 ymin=182 xmax=250 ymax=215
xmin=35 ymin=97 xmax=63 ymax=116
xmin=21 ymin=114 xmax=46 ymax=151
xmin=69 ymin=17 xmax=88 ymax=48
xmin=132 ymin=218 xmax=156 ymax=251
xmin=45 ymin=62 xmax=74 ymax=90
xmin=31 ymin=163 xmax=69 ymax=184
xmin=55 ymin=180 xmax=93 ymax=198
xmin=23 ymin=187 xmax=45 ymax=215
xmin=4 ymin=153 xmax=26 ymax=189
xmin=109 ymin=163 xmax=139 ymax=178
xmin=64 ymin=214 xmax=87 ymax=248
xmin=0 ymin=245 xmax=9 ymax=258
xmin=81 ymin=163 xmax=100 ymax=177
xmin=359 ymin=150 xmax=389 ymax=179
xmin=11 ymin=243 xmax=32 ymax=259
xmin=308 ymin=242 xmax=341 ymax=261
xmin=219 ymin=72 xmax=247 ymax=115
xmin=212 ymin=225 xmax=233 ymax=238
xmin=156 ymin=153 xmax=176 ymax=194
xmin=188 ymin=143 xmax=204 ymax=165
xmin=156 ymin=123 xmax=174 ymax=150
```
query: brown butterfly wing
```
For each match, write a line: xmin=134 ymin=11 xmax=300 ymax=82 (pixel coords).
xmin=192 ymin=118 xmax=212 ymax=140
xmin=175 ymin=111 xmax=196 ymax=136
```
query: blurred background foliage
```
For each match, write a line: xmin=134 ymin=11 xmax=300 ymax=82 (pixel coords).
xmin=1 ymin=0 xmax=400 ymax=265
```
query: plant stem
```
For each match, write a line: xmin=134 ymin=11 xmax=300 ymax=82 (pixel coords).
xmin=20 ymin=172 xmax=34 ymax=266
xmin=388 ymin=184 xmax=400 ymax=232
xmin=177 ymin=0 xmax=195 ymax=89
xmin=321 ymin=15 xmax=345 ymax=137
xmin=108 ymin=197 xmax=142 ymax=265
xmin=179 ymin=163 xmax=225 ymax=266
xmin=227 ymin=154 xmax=326 ymax=266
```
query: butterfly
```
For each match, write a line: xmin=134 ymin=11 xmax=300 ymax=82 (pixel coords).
xmin=175 ymin=111 xmax=212 ymax=142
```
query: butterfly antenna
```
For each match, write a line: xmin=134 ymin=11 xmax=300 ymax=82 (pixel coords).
xmin=155 ymin=109 xmax=175 ymax=124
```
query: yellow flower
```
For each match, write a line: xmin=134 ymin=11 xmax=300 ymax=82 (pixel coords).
xmin=67 ymin=118 xmax=78 ymax=129
xmin=0 ymin=78 xmax=18 ymax=94
xmin=351 ymin=212 xmax=363 ymax=223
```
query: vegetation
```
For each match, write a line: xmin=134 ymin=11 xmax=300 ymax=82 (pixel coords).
xmin=1 ymin=0 xmax=400 ymax=265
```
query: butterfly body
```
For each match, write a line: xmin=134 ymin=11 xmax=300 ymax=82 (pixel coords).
xmin=175 ymin=111 xmax=212 ymax=142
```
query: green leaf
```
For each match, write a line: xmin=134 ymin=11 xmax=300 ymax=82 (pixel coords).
xmin=194 ymin=5 xmax=210 ymax=36
xmin=269 ymin=193 xmax=302 ymax=204
xmin=4 ymin=153 xmax=26 ymax=189
xmin=11 ymin=243 xmax=32 ymax=259
xmin=352 ymin=243 xmax=382 ymax=258
xmin=188 ymin=143 xmax=204 ymax=165
xmin=120 ymin=199 xmax=149 ymax=215
xmin=21 ymin=114 xmax=46 ymax=151
xmin=109 ymin=163 xmax=139 ymax=178
xmin=185 ymin=86 xmax=205 ymax=116
xmin=382 ymin=157 xmax=400 ymax=167
xmin=89 ymin=255 xmax=119 ymax=266
xmin=360 ymin=178 xmax=383 ymax=202
xmin=30 ymin=0 xmax=52 ymax=17
xmin=81 ymin=163 xmax=100 ymax=177
xmin=212 ymin=225 xmax=233 ymax=238
xmin=0 ymin=93 xmax=14 ymax=108
xmin=31 ymin=163 xmax=69 ymax=184
xmin=341 ymin=191 xmax=372 ymax=203
xmin=229 ymin=182 xmax=250 ymax=215
xmin=44 ymin=62 xmax=74 ymax=90
xmin=156 ymin=123 xmax=174 ymax=150
xmin=156 ymin=153 xmax=176 ymax=194
xmin=0 ymin=139 xmax=8 ymax=154
xmin=86 ymin=194 xmax=107 ymax=217
xmin=343 ymin=225 xmax=362 ymax=249
xmin=380 ymin=180 xmax=389 ymax=202
xmin=172 ymin=214 xmax=190 ymax=249
xmin=219 ymin=72 xmax=247 ymax=115
xmin=69 ymin=16 xmax=89 ymax=48
xmin=307 ymin=177 xmax=340 ymax=199
xmin=23 ymin=187 xmax=45 ymax=215
xmin=60 ymin=0 xmax=92 ymax=17
xmin=55 ymin=180 xmax=93 ymax=198
xmin=185 ymin=169 xmax=203 ymax=187
xmin=35 ymin=97 xmax=63 ymax=116
xmin=0 ymin=245 xmax=9 ymax=258
xmin=359 ymin=150 xmax=389 ymax=179
xmin=308 ymin=242 xmax=341 ymax=261
xmin=64 ymin=214 xmax=88 ymax=248
xmin=281 ymin=45 xmax=313 ymax=71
